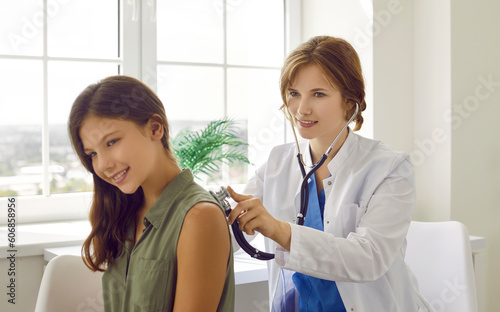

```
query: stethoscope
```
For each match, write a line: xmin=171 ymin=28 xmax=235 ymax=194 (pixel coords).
xmin=292 ymin=102 xmax=360 ymax=226
xmin=211 ymin=102 xmax=360 ymax=260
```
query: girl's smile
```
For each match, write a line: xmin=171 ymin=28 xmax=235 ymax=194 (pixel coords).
xmin=109 ymin=168 xmax=129 ymax=184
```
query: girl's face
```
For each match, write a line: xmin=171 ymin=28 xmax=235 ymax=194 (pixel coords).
xmin=286 ymin=64 xmax=347 ymax=146
xmin=79 ymin=115 xmax=157 ymax=194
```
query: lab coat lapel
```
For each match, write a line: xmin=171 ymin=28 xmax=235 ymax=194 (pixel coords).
xmin=324 ymin=129 xmax=357 ymax=222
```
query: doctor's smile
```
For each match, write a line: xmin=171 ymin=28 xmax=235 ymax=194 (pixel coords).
xmin=295 ymin=118 xmax=318 ymax=128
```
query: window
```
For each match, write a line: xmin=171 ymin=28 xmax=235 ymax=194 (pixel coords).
xmin=0 ymin=0 xmax=119 ymax=197
xmin=0 ymin=0 xmax=291 ymax=224
xmin=154 ymin=0 xmax=285 ymax=185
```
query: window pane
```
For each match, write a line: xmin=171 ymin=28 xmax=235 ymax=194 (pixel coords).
xmin=157 ymin=65 xmax=225 ymax=185
xmin=157 ymin=0 xmax=223 ymax=63
xmin=0 ymin=59 xmax=43 ymax=196
xmin=0 ymin=0 xmax=43 ymax=56
xmin=227 ymin=68 xmax=284 ymax=178
xmin=48 ymin=62 xmax=119 ymax=124
xmin=227 ymin=0 xmax=284 ymax=67
xmin=157 ymin=65 xmax=224 ymax=123
xmin=48 ymin=61 xmax=119 ymax=194
xmin=47 ymin=0 xmax=118 ymax=58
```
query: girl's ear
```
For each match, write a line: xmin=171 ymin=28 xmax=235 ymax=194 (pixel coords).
xmin=148 ymin=114 xmax=164 ymax=141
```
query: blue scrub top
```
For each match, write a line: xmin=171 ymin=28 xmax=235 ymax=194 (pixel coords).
xmin=291 ymin=174 xmax=346 ymax=312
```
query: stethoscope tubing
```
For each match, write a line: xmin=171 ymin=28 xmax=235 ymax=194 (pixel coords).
xmin=296 ymin=154 xmax=327 ymax=226
xmin=227 ymin=210 xmax=275 ymax=260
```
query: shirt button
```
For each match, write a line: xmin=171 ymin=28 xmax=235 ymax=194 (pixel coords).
xmin=327 ymin=181 xmax=332 ymax=186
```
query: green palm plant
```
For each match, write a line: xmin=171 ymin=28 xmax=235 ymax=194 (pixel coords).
xmin=171 ymin=118 xmax=251 ymax=179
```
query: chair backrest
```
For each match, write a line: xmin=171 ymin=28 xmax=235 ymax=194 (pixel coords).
xmin=35 ymin=254 xmax=104 ymax=312
xmin=405 ymin=221 xmax=478 ymax=312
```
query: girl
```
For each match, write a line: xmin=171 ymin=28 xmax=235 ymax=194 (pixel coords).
xmin=68 ymin=75 xmax=234 ymax=312
xmin=227 ymin=36 xmax=434 ymax=311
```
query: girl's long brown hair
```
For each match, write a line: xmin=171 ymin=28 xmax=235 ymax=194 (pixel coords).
xmin=280 ymin=36 xmax=367 ymax=130
xmin=68 ymin=75 xmax=173 ymax=271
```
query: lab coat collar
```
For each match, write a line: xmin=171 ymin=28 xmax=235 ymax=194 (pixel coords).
xmin=299 ymin=127 xmax=357 ymax=177
xmin=326 ymin=127 xmax=357 ymax=175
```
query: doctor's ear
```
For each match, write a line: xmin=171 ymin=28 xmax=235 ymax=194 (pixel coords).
xmin=345 ymin=99 xmax=356 ymax=109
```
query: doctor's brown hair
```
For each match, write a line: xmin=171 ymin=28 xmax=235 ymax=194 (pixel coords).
xmin=280 ymin=36 xmax=366 ymax=131
xmin=68 ymin=75 xmax=174 ymax=271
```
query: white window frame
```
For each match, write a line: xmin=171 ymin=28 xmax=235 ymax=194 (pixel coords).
xmin=0 ymin=0 xmax=300 ymax=226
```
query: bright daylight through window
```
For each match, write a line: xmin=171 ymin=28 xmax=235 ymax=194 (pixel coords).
xmin=0 ymin=0 xmax=285 ymax=222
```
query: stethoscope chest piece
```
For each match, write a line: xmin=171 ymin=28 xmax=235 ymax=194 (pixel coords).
xmin=210 ymin=186 xmax=275 ymax=260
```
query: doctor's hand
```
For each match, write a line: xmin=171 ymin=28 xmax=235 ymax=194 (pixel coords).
xmin=226 ymin=186 xmax=291 ymax=251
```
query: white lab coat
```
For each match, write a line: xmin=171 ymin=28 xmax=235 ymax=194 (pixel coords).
xmin=242 ymin=130 xmax=434 ymax=312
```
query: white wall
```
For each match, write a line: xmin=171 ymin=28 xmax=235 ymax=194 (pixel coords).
xmin=0 ymin=256 xmax=45 ymax=311
xmin=371 ymin=0 xmax=414 ymax=154
xmin=449 ymin=1 xmax=500 ymax=312
xmin=413 ymin=0 xmax=452 ymax=221
xmin=302 ymin=0 xmax=500 ymax=311
xmin=414 ymin=1 xmax=500 ymax=310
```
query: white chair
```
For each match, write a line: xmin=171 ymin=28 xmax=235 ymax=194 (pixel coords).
xmin=35 ymin=254 xmax=104 ymax=312
xmin=405 ymin=221 xmax=478 ymax=312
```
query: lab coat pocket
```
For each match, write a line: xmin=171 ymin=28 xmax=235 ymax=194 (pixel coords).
xmin=338 ymin=203 xmax=367 ymax=237
xmin=129 ymin=258 xmax=171 ymax=311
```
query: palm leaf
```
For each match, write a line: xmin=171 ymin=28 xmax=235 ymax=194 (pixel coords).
xmin=171 ymin=118 xmax=251 ymax=179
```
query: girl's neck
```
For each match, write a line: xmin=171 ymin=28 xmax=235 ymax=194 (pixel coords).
xmin=141 ymin=153 xmax=182 ymax=212
xmin=135 ymin=156 xmax=181 ymax=244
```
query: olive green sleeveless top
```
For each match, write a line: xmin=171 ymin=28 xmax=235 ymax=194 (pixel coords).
xmin=102 ymin=169 xmax=235 ymax=311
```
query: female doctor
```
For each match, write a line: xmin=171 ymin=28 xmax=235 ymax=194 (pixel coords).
xmin=227 ymin=36 xmax=434 ymax=311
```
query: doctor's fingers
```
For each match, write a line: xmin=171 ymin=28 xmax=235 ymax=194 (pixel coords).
xmin=227 ymin=185 xmax=253 ymax=203
xmin=227 ymin=198 xmax=264 ymax=225
xmin=234 ymin=209 xmax=264 ymax=236
xmin=237 ymin=210 xmax=277 ymax=238
xmin=238 ymin=217 xmax=259 ymax=236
